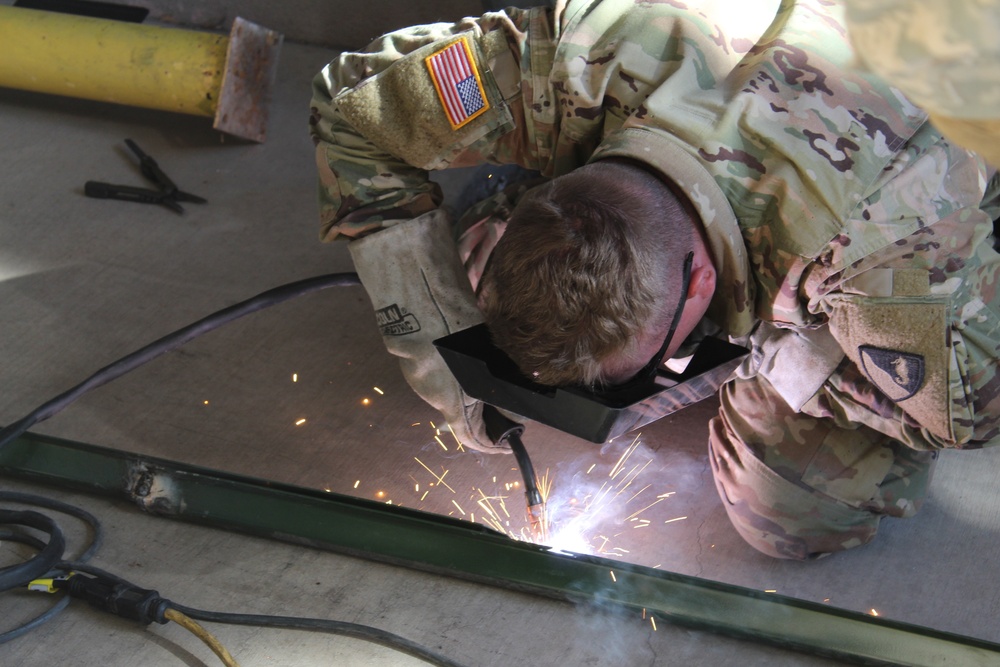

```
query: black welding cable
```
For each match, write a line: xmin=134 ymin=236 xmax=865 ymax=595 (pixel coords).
xmin=0 ymin=510 xmax=65 ymax=593
xmin=0 ymin=273 xmax=361 ymax=454
xmin=0 ymin=492 xmax=102 ymax=644
xmin=0 ymin=491 xmax=104 ymax=563
xmin=0 ymin=596 xmax=71 ymax=644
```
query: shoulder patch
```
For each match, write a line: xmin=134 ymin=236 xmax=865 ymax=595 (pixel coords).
xmin=425 ymin=37 xmax=489 ymax=130
xmin=829 ymin=295 xmax=952 ymax=441
xmin=859 ymin=345 xmax=925 ymax=401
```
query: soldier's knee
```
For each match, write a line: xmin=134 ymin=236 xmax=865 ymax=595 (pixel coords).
xmin=708 ymin=416 xmax=884 ymax=561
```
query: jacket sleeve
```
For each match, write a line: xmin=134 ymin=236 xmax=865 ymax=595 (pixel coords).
xmin=801 ymin=128 xmax=999 ymax=450
xmin=308 ymin=7 xmax=548 ymax=242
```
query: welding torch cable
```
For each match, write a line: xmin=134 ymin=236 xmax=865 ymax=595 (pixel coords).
xmin=508 ymin=431 xmax=546 ymax=538
xmin=481 ymin=405 xmax=545 ymax=533
xmin=507 ymin=432 xmax=544 ymax=509
xmin=0 ymin=272 xmax=361 ymax=453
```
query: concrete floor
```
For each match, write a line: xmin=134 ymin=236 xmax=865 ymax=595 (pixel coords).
xmin=2 ymin=23 xmax=1000 ymax=667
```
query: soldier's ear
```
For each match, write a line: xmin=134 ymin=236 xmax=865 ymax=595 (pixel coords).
xmin=687 ymin=263 xmax=716 ymax=299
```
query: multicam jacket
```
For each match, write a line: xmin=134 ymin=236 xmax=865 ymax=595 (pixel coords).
xmin=310 ymin=0 xmax=998 ymax=450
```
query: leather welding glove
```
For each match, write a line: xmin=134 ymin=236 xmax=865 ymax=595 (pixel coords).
xmin=348 ymin=209 xmax=508 ymax=453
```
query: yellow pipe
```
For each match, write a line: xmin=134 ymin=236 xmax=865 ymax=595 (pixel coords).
xmin=0 ymin=5 xmax=227 ymax=117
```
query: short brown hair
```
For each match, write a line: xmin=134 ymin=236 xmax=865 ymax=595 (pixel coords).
xmin=478 ymin=160 xmax=696 ymax=386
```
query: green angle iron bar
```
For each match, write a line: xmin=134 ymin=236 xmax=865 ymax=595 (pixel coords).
xmin=3 ymin=430 xmax=1000 ymax=667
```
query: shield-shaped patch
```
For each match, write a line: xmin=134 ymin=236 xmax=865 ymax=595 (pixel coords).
xmin=859 ymin=345 xmax=925 ymax=402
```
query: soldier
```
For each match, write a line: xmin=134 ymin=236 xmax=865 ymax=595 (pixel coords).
xmin=310 ymin=0 xmax=1000 ymax=560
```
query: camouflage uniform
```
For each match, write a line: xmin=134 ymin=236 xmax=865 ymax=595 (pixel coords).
xmin=310 ymin=0 xmax=1000 ymax=559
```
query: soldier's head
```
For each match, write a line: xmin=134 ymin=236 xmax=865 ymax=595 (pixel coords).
xmin=479 ymin=159 xmax=717 ymax=388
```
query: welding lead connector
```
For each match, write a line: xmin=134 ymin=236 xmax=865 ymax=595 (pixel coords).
xmin=27 ymin=572 xmax=75 ymax=594
xmin=50 ymin=571 xmax=170 ymax=625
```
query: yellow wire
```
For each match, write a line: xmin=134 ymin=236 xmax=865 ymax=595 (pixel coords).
xmin=164 ymin=607 xmax=241 ymax=667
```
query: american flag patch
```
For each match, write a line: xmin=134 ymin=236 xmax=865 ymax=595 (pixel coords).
xmin=425 ymin=37 xmax=489 ymax=130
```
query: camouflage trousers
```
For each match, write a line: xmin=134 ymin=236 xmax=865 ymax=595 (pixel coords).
xmin=708 ymin=371 xmax=937 ymax=561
